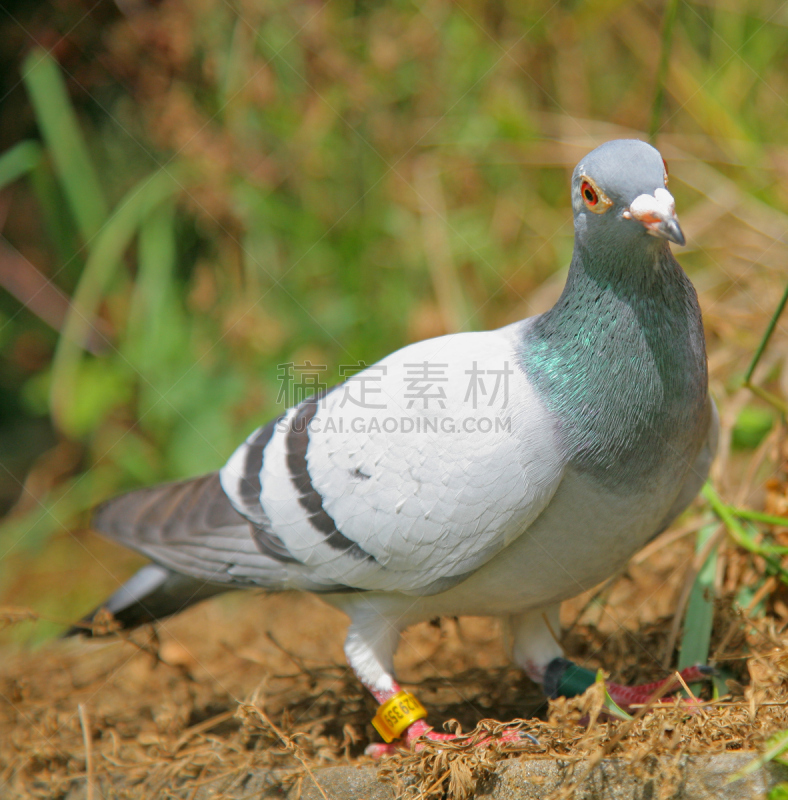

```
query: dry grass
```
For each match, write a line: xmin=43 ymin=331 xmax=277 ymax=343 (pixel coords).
xmin=0 ymin=579 xmax=787 ymax=799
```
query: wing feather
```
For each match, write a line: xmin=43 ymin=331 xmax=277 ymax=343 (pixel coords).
xmin=92 ymin=473 xmax=287 ymax=587
xmin=221 ymin=323 xmax=566 ymax=595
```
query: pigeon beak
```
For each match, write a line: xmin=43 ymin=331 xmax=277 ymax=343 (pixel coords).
xmin=624 ymin=187 xmax=686 ymax=246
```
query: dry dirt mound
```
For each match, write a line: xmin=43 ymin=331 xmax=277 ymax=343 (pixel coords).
xmin=1 ymin=575 xmax=787 ymax=799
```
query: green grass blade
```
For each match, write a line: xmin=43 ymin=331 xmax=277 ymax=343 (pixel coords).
xmin=21 ymin=48 xmax=108 ymax=242
xmin=598 ymin=670 xmax=633 ymax=722
xmin=745 ymin=279 xmax=788 ymax=384
xmin=704 ymin=482 xmax=767 ymax=554
xmin=29 ymin=158 xmax=81 ymax=269
xmin=704 ymin=483 xmax=788 ymax=584
xmin=649 ymin=0 xmax=680 ymax=142
xmin=125 ymin=200 xmax=179 ymax=372
xmin=732 ymin=508 xmax=788 ymax=528
xmin=49 ymin=170 xmax=180 ymax=434
xmin=678 ymin=522 xmax=718 ymax=673
xmin=0 ymin=140 xmax=42 ymax=190
xmin=742 ymin=278 xmax=788 ymax=415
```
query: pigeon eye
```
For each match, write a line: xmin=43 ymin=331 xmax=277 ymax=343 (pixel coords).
xmin=581 ymin=181 xmax=598 ymax=207
xmin=579 ymin=176 xmax=612 ymax=214
xmin=662 ymin=158 xmax=669 ymax=186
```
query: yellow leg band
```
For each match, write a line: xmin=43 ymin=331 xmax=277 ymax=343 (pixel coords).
xmin=371 ymin=690 xmax=427 ymax=743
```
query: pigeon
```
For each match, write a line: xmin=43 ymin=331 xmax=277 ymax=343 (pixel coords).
xmin=70 ymin=139 xmax=718 ymax=754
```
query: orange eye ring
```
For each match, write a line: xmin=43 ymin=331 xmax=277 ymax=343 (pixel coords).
xmin=662 ymin=157 xmax=669 ymax=186
xmin=579 ymin=176 xmax=613 ymax=214
xmin=581 ymin=180 xmax=598 ymax=207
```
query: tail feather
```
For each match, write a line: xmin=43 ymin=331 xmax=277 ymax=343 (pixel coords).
xmin=68 ymin=472 xmax=287 ymax=637
xmin=65 ymin=565 xmax=230 ymax=637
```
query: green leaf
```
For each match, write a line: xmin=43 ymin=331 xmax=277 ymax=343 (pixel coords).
xmin=49 ymin=169 xmax=180 ymax=436
xmin=21 ymin=49 xmax=108 ymax=242
xmin=597 ymin=669 xmax=633 ymax=722
xmin=0 ymin=140 xmax=42 ymax=190
xmin=768 ymin=782 xmax=788 ymax=800
xmin=678 ymin=523 xmax=718 ymax=675
xmin=732 ymin=405 xmax=774 ymax=450
xmin=56 ymin=358 xmax=134 ymax=439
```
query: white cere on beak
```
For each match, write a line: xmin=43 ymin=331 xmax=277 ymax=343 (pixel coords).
xmin=626 ymin=187 xmax=675 ymax=223
xmin=623 ymin=187 xmax=685 ymax=246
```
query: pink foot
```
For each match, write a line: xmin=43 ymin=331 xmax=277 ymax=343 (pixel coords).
xmin=363 ymin=677 xmax=541 ymax=758
xmin=365 ymin=719 xmax=454 ymax=757
xmin=606 ymin=665 xmax=713 ymax=709
xmin=365 ymin=718 xmax=531 ymax=758
xmin=544 ymin=658 xmax=714 ymax=712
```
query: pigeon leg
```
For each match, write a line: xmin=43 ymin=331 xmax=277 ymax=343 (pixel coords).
xmin=363 ymin=680 xmax=464 ymax=757
xmin=507 ymin=606 xmax=713 ymax=710
xmin=506 ymin=605 xmax=565 ymax=685
xmin=345 ymin=614 xmax=522 ymax=756
xmin=606 ymin=665 xmax=713 ymax=707
xmin=343 ymin=616 xmax=460 ymax=755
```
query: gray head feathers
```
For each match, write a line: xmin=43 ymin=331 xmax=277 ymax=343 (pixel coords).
xmin=571 ymin=139 xmax=682 ymax=249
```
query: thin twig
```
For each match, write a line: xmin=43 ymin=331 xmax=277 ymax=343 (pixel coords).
xmin=564 ymin=574 xmax=621 ymax=636
xmin=78 ymin=703 xmax=94 ymax=800
xmin=248 ymin=702 xmax=331 ymax=800
xmin=266 ymin=630 xmax=310 ymax=674
xmin=174 ymin=709 xmax=237 ymax=751
xmin=712 ymin=580 xmax=776 ymax=663
xmin=631 ymin=518 xmax=704 ymax=564
xmin=422 ymin=768 xmax=453 ymax=797
xmin=185 ymin=764 xmax=207 ymax=800
xmin=674 ymin=671 xmax=708 ymax=719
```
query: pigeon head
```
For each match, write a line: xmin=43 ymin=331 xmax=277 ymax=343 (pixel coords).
xmin=571 ymin=139 xmax=685 ymax=249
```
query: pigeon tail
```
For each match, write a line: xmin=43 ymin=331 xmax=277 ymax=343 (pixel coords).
xmin=64 ymin=564 xmax=229 ymax=637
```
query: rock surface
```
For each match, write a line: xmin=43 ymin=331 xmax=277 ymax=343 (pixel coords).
xmin=64 ymin=751 xmax=788 ymax=799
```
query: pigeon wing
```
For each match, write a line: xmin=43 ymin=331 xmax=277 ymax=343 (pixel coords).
xmin=221 ymin=323 xmax=566 ymax=596
xmin=91 ymin=472 xmax=289 ymax=588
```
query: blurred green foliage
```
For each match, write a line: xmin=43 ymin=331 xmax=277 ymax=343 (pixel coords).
xmin=732 ymin=405 xmax=775 ymax=449
xmin=1 ymin=0 xmax=788 ymax=628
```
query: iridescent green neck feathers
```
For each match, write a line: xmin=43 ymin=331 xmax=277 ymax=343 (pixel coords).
xmin=521 ymin=240 xmax=708 ymax=489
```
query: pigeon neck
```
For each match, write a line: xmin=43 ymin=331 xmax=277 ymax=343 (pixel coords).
xmin=521 ymin=241 xmax=708 ymax=490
